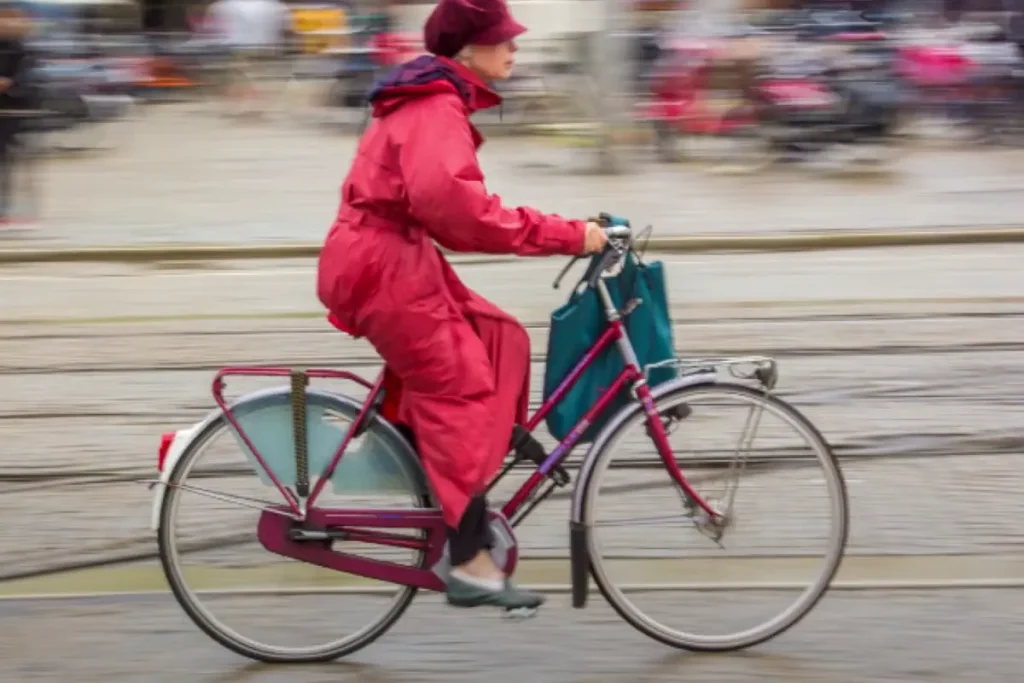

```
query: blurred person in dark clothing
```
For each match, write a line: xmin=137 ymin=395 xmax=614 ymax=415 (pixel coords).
xmin=1007 ymin=0 xmax=1024 ymax=59
xmin=0 ymin=4 xmax=36 ymax=224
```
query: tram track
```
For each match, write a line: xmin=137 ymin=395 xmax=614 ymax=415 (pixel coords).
xmin=4 ymin=312 xmax=1024 ymax=375
xmin=3 ymin=269 xmax=1023 ymax=598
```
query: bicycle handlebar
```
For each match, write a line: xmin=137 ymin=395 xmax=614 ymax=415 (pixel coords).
xmin=552 ymin=215 xmax=634 ymax=291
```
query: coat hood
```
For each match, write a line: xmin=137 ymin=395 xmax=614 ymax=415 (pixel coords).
xmin=367 ymin=55 xmax=502 ymax=118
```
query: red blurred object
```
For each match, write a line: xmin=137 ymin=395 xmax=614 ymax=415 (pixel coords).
xmin=758 ymin=80 xmax=838 ymax=108
xmin=640 ymin=36 xmax=842 ymax=138
xmin=157 ymin=432 xmax=175 ymax=472
xmin=641 ymin=39 xmax=768 ymax=136
xmin=143 ymin=56 xmax=196 ymax=89
xmin=369 ymin=31 xmax=425 ymax=67
xmin=896 ymin=45 xmax=975 ymax=88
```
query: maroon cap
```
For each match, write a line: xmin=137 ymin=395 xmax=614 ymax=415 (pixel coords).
xmin=423 ymin=0 xmax=527 ymax=58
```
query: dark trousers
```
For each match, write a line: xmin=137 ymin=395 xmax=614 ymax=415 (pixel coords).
xmin=447 ymin=495 xmax=493 ymax=567
xmin=0 ymin=121 xmax=17 ymax=219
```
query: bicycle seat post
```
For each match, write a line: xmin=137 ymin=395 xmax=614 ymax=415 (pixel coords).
xmin=290 ymin=369 xmax=311 ymax=517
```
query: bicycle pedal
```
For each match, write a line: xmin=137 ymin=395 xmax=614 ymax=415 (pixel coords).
xmin=503 ymin=606 xmax=539 ymax=620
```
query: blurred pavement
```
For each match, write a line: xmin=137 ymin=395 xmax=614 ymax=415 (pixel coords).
xmin=4 ymin=106 xmax=1024 ymax=249
xmin=1 ymin=590 xmax=1022 ymax=682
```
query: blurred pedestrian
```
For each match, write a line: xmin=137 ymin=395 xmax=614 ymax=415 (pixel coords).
xmin=0 ymin=3 xmax=36 ymax=225
xmin=1008 ymin=0 xmax=1024 ymax=59
xmin=316 ymin=0 xmax=608 ymax=612
xmin=186 ymin=2 xmax=217 ymax=37
xmin=205 ymin=0 xmax=290 ymax=116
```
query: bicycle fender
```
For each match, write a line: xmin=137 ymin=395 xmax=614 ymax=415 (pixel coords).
xmin=148 ymin=386 xmax=314 ymax=530
xmin=150 ymin=421 xmax=206 ymax=531
xmin=566 ymin=371 xmax=718 ymax=605
xmin=149 ymin=387 xmax=430 ymax=532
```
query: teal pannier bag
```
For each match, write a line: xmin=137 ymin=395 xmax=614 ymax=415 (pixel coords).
xmin=542 ymin=251 xmax=677 ymax=443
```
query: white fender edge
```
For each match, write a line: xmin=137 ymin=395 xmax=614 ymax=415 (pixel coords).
xmin=150 ymin=423 xmax=203 ymax=531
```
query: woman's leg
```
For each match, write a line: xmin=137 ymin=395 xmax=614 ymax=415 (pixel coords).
xmin=447 ymin=494 xmax=504 ymax=591
xmin=445 ymin=493 xmax=542 ymax=609
xmin=464 ymin=312 xmax=531 ymax=482
xmin=355 ymin=298 xmax=542 ymax=609
xmin=391 ymin=424 xmax=496 ymax=574
xmin=439 ymin=314 xmax=543 ymax=609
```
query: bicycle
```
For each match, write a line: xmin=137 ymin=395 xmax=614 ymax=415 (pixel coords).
xmin=149 ymin=219 xmax=849 ymax=663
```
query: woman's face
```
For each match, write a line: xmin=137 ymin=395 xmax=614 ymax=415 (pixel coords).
xmin=465 ymin=41 xmax=518 ymax=81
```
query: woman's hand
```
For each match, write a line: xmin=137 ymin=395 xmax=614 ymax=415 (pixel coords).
xmin=582 ymin=222 xmax=608 ymax=254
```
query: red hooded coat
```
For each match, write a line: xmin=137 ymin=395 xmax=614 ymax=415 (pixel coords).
xmin=317 ymin=56 xmax=587 ymax=527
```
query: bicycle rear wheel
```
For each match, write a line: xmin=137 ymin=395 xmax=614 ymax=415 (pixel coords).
xmin=157 ymin=391 xmax=431 ymax=663
xmin=580 ymin=381 xmax=848 ymax=651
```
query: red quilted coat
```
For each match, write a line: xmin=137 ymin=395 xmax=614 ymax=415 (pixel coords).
xmin=316 ymin=56 xmax=586 ymax=527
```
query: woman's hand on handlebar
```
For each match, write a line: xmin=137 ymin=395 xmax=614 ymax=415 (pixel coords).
xmin=582 ymin=222 xmax=609 ymax=254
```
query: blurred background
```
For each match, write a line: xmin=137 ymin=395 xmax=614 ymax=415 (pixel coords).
xmin=3 ymin=0 xmax=1024 ymax=681
xmin=3 ymin=0 xmax=1024 ymax=237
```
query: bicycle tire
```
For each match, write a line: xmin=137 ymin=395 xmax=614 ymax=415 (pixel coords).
xmin=580 ymin=381 xmax=849 ymax=652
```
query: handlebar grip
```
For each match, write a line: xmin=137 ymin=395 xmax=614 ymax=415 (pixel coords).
xmin=593 ymin=214 xmax=632 ymax=243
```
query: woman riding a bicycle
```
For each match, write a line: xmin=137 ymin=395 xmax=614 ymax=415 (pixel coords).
xmin=316 ymin=0 xmax=608 ymax=611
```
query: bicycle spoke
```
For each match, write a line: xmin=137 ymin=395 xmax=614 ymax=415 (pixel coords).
xmin=583 ymin=382 xmax=848 ymax=651
xmin=721 ymin=402 xmax=766 ymax=514
xmin=170 ymin=481 xmax=300 ymax=519
xmin=592 ymin=514 xmax=703 ymax=529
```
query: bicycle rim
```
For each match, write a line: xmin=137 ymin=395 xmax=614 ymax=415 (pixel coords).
xmin=158 ymin=415 xmax=427 ymax=663
xmin=583 ymin=382 xmax=849 ymax=651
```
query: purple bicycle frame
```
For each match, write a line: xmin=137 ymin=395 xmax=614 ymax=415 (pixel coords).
xmin=224 ymin=316 xmax=714 ymax=591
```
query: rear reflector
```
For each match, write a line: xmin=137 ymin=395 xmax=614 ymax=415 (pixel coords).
xmin=158 ymin=432 xmax=175 ymax=472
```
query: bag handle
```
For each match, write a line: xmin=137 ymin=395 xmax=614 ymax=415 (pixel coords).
xmin=557 ymin=251 xmax=651 ymax=316
xmin=552 ymin=252 xmax=606 ymax=294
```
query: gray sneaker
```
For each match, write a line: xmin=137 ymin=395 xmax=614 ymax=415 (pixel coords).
xmin=445 ymin=574 xmax=545 ymax=613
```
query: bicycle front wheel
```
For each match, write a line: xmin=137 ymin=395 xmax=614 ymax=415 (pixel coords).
xmin=581 ymin=381 xmax=848 ymax=652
